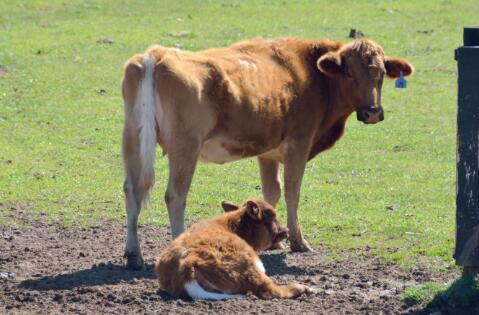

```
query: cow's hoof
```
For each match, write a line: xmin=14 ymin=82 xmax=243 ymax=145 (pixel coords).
xmin=124 ymin=253 xmax=144 ymax=270
xmin=290 ymin=241 xmax=313 ymax=253
xmin=268 ymin=241 xmax=287 ymax=250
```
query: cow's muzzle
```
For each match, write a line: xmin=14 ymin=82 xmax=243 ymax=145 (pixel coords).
xmin=357 ymin=106 xmax=384 ymax=124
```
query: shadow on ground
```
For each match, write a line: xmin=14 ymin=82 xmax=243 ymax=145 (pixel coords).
xmin=260 ymin=252 xmax=311 ymax=276
xmin=19 ymin=263 xmax=156 ymax=291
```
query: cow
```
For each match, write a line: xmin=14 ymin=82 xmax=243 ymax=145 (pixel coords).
xmin=121 ymin=37 xmax=414 ymax=270
xmin=155 ymin=198 xmax=313 ymax=300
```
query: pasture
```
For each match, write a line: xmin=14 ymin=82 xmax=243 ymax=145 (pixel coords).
xmin=1 ymin=0 xmax=478 ymax=313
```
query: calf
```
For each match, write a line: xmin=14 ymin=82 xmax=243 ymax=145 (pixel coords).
xmin=122 ymin=38 xmax=414 ymax=269
xmin=155 ymin=199 xmax=313 ymax=299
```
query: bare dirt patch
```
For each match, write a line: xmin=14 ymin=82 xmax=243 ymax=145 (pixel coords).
xmin=0 ymin=209 xmax=460 ymax=314
xmin=0 ymin=66 xmax=9 ymax=78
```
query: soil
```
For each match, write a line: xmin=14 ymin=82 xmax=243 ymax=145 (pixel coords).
xmin=0 ymin=66 xmax=9 ymax=78
xmin=0 ymin=208 xmax=466 ymax=315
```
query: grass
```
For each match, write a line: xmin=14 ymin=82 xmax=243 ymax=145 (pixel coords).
xmin=403 ymin=282 xmax=445 ymax=307
xmin=1 ymin=0 xmax=478 ymax=269
xmin=403 ymin=272 xmax=479 ymax=309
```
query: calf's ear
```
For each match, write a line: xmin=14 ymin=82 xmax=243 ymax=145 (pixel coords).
xmin=384 ymin=57 xmax=414 ymax=78
xmin=221 ymin=201 xmax=239 ymax=212
xmin=317 ymin=52 xmax=343 ymax=77
xmin=246 ymin=200 xmax=262 ymax=220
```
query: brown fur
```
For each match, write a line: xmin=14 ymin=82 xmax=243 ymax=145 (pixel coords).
xmin=155 ymin=199 xmax=312 ymax=299
xmin=122 ymin=37 xmax=414 ymax=269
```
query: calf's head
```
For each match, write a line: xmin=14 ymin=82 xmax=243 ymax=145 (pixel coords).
xmin=317 ymin=39 xmax=414 ymax=124
xmin=221 ymin=198 xmax=289 ymax=251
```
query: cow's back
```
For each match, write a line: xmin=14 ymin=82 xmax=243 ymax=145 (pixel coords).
xmin=153 ymin=38 xmax=339 ymax=163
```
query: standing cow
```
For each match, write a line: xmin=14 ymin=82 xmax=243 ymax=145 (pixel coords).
xmin=121 ymin=38 xmax=413 ymax=269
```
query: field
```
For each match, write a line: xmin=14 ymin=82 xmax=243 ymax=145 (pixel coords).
xmin=1 ymin=0 xmax=479 ymax=314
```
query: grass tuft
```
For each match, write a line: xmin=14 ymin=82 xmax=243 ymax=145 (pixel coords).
xmin=403 ymin=272 xmax=479 ymax=310
xmin=403 ymin=282 xmax=445 ymax=306
xmin=430 ymin=272 xmax=479 ymax=309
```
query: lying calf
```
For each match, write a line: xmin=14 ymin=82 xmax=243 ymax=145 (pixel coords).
xmin=155 ymin=198 xmax=313 ymax=300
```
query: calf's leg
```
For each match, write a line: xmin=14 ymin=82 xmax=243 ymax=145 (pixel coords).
xmin=252 ymin=273 xmax=313 ymax=299
xmin=182 ymin=250 xmax=312 ymax=299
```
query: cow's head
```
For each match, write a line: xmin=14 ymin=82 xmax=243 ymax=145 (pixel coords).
xmin=317 ymin=39 xmax=414 ymax=124
xmin=221 ymin=198 xmax=289 ymax=251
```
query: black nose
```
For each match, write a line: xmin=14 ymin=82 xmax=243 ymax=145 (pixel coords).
xmin=357 ymin=106 xmax=384 ymax=124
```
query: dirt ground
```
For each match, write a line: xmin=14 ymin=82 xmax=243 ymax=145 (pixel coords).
xmin=0 ymin=208 xmax=464 ymax=315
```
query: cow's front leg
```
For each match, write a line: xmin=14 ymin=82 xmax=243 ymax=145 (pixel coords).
xmin=258 ymin=157 xmax=286 ymax=250
xmin=165 ymin=137 xmax=201 ymax=239
xmin=283 ymin=140 xmax=313 ymax=252
xmin=258 ymin=157 xmax=281 ymax=206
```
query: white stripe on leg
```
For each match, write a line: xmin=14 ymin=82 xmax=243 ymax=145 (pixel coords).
xmin=184 ymin=281 xmax=243 ymax=300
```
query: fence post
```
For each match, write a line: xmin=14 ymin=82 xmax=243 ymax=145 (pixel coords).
xmin=454 ymin=27 xmax=479 ymax=272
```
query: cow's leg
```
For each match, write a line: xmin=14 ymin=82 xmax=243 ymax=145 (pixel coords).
xmin=124 ymin=176 xmax=144 ymax=270
xmin=122 ymin=122 xmax=146 ymax=270
xmin=283 ymin=141 xmax=313 ymax=252
xmin=258 ymin=157 xmax=281 ymax=206
xmin=165 ymin=137 xmax=201 ymax=238
xmin=258 ymin=157 xmax=286 ymax=250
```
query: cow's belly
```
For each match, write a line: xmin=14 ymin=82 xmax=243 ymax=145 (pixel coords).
xmin=199 ymin=139 xmax=245 ymax=164
xmin=199 ymin=137 xmax=278 ymax=164
xmin=258 ymin=144 xmax=285 ymax=163
xmin=199 ymin=137 xmax=285 ymax=164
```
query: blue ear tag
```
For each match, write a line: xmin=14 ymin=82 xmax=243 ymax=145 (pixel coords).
xmin=395 ymin=70 xmax=407 ymax=88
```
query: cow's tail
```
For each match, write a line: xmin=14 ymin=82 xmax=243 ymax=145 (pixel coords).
xmin=122 ymin=49 xmax=165 ymax=207
xmin=135 ymin=54 xmax=157 ymax=205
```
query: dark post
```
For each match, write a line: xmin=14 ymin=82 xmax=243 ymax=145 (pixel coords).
xmin=454 ymin=27 xmax=479 ymax=272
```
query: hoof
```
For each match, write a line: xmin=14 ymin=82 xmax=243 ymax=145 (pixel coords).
xmin=124 ymin=252 xmax=144 ymax=270
xmin=291 ymin=284 xmax=314 ymax=298
xmin=304 ymin=286 xmax=316 ymax=295
xmin=268 ymin=241 xmax=287 ymax=250
xmin=298 ymin=284 xmax=315 ymax=295
xmin=290 ymin=240 xmax=313 ymax=253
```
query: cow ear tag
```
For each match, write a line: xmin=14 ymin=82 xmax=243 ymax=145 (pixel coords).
xmin=395 ymin=70 xmax=407 ymax=88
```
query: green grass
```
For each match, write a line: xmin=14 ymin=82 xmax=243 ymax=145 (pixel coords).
xmin=403 ymin=282 xmax=445 ymax=306
xmin=431 ymin=273 xmax=479 ymax=309
xmin=403 ymin=273 xmax=479 ymax=309
xmin=1 ymin=0 xmax=478 ymax=269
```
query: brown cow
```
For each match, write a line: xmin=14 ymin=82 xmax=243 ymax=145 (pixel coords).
xmin=155 ymin=198 xmax=312 ymax=299
xmin=121 ymin=38 xmax=413 ymax=269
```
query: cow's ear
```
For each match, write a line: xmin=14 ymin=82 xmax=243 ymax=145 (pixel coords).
xmin=246 ymin=200 xmax=262 ymax=220
xmin=221 ymin=200 xmax=239 ymax=212
xmin=317 ymin=52 xmax=343 ymax=76
xmin=384 ymin=57 xmax=414 ymax=78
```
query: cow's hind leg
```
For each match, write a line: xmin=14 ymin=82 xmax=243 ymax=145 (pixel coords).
xmin=121 ymin=55 xmax=158 ymax=270
xmin=123 ymin=177 xmax=144 ymax=270
xmin=164 ymin=136 xmax=201 ymax=238
xmin=122 ymin=122 xmax=146 ymax=270
xmin=258 ymin=157 xmax=286 ymax=250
